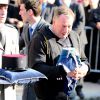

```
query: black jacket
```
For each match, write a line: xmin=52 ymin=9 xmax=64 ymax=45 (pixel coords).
xmin=89 ymin=7 xmax=100 ymax=28
xmin=28 ymin=26 xmax=89 ymax=100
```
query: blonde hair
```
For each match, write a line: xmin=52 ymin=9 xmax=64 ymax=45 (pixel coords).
xmin=53 ymin=5 xmax=75 ymax=20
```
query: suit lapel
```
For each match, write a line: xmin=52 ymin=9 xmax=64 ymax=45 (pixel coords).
xmin=23 ymin=24 xmax=30 ymax=43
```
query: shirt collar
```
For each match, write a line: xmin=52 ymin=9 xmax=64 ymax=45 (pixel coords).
xmin=29 ymin=19 xmax=40 ymax=32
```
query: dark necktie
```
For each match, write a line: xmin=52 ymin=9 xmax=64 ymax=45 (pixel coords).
xmin=29 ymin=27 xmax=33 ymax=40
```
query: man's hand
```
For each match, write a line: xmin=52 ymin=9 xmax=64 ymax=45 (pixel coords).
xmin=67 ymin=70 xmax=80 ymax=80
xmin=67 ymin=62 xmax=88 ymax=80
xmin=96 ymin=22 xmax=100 ymax=29
xmin=75 ymin=62 xmax=88 ymax=79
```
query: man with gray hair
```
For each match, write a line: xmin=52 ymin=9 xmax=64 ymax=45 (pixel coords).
xmin=28 ymin=5 xmax=89 ymax=100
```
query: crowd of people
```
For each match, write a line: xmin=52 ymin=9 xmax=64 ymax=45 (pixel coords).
xmin=0 ymin=0 xmax=100 ymax=100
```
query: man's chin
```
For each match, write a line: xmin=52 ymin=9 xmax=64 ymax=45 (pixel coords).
xmin=0 ymin=20 xmax=5 ymax=23
xmin=63 ymin=34 xmax=69 ymax=38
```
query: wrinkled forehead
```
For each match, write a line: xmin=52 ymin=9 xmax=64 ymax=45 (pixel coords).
xmin=58 ymin=14 xmax=74 ymax=24
xmin=61 ymin=14 xmax=74 ymax=20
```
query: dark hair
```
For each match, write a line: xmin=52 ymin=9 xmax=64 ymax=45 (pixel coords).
xmin=21 ymin=0 xmax=42 ymax=16
xmin=53 ymin=5 xmax=75 ymax=20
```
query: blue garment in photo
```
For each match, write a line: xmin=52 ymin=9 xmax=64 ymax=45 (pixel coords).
xmin=57 ymin=48 xmax=82 ymax=95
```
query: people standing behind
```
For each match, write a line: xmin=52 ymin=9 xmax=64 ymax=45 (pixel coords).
xmin=83 ymin=0 xmax=100 ymax=67
xmin=88 ymin=0 xmax=100 ymax=71
xmin=41 ymin=0 xmax=56 ymax=24
xmin=28 ymin=5 xmax=89 ymax=100
xmin=89 ymin=0 xmax=99 ymax=9
xmin=89 ymin=7 xmax=100 ymax=29
xmin=6 ymin=0 xmax=23 ymax=33
xmin=0 ymin=0 xmax=19 ymax=67
xmin=19 ymin=0 xmax=49 ymax=100
xmin=40 ymin=0 xmax=48 ymax=13
xmin=82 ymin=0 xmax=92 ymax=60
xmin=54 ymin=0 xmax=61 ymax=6
xmin=83 ymin=0 xmax=91 ymax=26
xmin=82 ymin=0 xmax=98 ymax=61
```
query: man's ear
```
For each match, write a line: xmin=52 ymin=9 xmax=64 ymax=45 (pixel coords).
xmin=28 ymin=9 xmax=34 ymax=16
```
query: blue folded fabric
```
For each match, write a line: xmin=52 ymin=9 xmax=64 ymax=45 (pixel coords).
xmin=57 ymin=48 xmax=82 ymax=95
xmin=0 ymin=68 xmax=47 ymax=84
xmin=57 ymin=48 xmax=82 ymax=71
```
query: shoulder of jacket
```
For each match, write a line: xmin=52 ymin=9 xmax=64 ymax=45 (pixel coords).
xmin=70 ymin=30 xmax=79 ymax=39
xmin=5 ymin=24 xmax=16 ymax=29
xmin=39 ymin=25 xmax=49 ymax=35
xmin=23 ymin=23 xmax=29 ymax=29
xmin=33 ymin=25 xmax=48 ymax=39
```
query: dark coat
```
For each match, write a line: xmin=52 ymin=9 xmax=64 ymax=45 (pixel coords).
xmin=89 ymin=7 xmax=100 ymax=28
xmin=28 ymin=26 xmax=89 ymax=100
xmin=88 ymin=7 xmax=100 ymax=68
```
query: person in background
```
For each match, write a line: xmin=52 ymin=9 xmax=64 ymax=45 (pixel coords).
xmin=41 ymin=0 xmax=56 ymax=24
xmin=40 ymin=0 xmax=48 ymax=13
xmin=6 ymin=0 xmax=23 ymax=33
xmin=83 ymin=0 xmax=100 ymax=66
xmin=88 ymin=0 xmax=100 ymax=75
xmin=0 ymin=0 xmax=19 ymax=68
xmin=28 ymin=5 xmax=89 ymax=100
xmin=83 ymin=0 xmax=91 ymax=26
xmin=82 ymin=0 xmax=93 ymax=62
xmin=89 ymin=0 xmax=99 ymax=9
xmin=19 ymin=0 xmax=49 ymax=100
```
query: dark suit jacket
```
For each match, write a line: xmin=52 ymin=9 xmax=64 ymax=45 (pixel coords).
xmin=28 ymin=26 xmax=89 ymax=99
xmin=19 ymin=18 xmax=49 ymax=54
